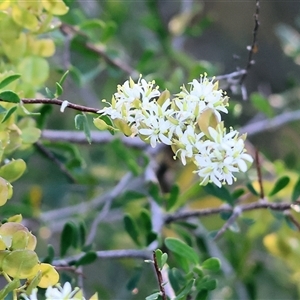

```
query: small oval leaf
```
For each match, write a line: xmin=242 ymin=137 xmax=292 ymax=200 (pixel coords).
xmin=268 ymin=176 xmax=290 ymax=197
xmin=202 ymin=258 xmax=221 ymax=272
xmin=0 ymin=74 xmax=21 ymax=90
xmin=0 ymin=91 xmax=20 ymax=103
xmin=0 ymin=159 xmax=26 ymax=183
xmin=165 ymin=238 xmax=199 ymax=265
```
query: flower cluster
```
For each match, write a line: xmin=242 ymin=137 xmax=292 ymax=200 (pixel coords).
xmin=98 ymin=74 xmax=253 ymax=187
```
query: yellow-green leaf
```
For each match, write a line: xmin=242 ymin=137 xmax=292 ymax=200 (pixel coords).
xmin=42 ymin=0 xmax=69 ymax=15
xmin=0 ymin=177 xmax=8 ymax=206
xmin=29 ymin=263 xmax=59 ymax=288
xmin=0 ymin=159 xmax=26 ymax=183
xmin=12 ymin=5 xmax=39 ymax=31
xmin=31 ymin=39 xmax=55 ymax=57
xmin=17 ymin=56 xmax=49 ymax=86
xmin=0 ymin=11 xmax=21 ymax=41
xmin=2 ymin=249 xmax=39 ymax=279
xmin=21 ymin=127 xmax=41 ymax=144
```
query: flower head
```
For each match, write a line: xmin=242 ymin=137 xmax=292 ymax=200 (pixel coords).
xmin=175 ymin=74 xmax=229 ymax=122
xmin=193 ymin=125 xmax=253 ymax=187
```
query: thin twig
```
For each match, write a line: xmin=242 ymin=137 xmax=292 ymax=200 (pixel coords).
xmin=85 ymin=173 xmax=133 ymax=246
xmin=60 ymin=23 xmax=137 ymax=76
xmin=239 ymin=0 xmax=260 ymax=85
xmin=284 ymin=211 xmax=300 ymax=231
xmin=55 ymin=265 xmax=85 ymax=277
xmin=255 ymin=149 xmax=265 ymax=200
xmin=164 ymin=201 xmax=294 ymax=224
xmin=41 ymin=174 xmax=144 ymax=222
xmin=53 ymin=249 xmax=152 ymax=266
xmin=35 ymin=141 xmax=77 ymax=183
xmin=17 ymin=98 xmax=100 ymax=114
xmin=213 ymin=206 xmax=242 ymax=241
xmin=153 ymin=251 xmax=167 ymax=300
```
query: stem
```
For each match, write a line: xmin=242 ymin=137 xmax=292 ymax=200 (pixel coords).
xmin=153 ymin=251 xmax=167 ymax=300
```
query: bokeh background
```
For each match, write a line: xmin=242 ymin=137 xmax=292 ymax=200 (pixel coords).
xmin=5 ymin=1 xmax=300 ymax=299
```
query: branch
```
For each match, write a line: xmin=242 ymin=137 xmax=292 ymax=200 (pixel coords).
xmin=60 ymin=23 xmax=138 ymax=77
xmin=53 ymin=249 xmax=152 ymax=266
xmin=18 ymin=98 xmax=100 ymax=114
xmin=41 ymin=130 xmax=148 ymax=148
xmin=85 ymin=172 xmax=134 ymax=246
xmin=35 ymin=141 xmax=78 ymax=183
xmin=164 ymin=201 xmax=294 ymax=224
xmin=255 ymin=149 xmax=265 ymax=200
xmin=240 ymin=110 xmax=300 ymax=136
xmin=41 ymin=173 xmax=144 ymax=222
xmin=152 ymin=251 xmax=167 ymax=300
xmin=239 ymin=0 xmax=260 ymax=85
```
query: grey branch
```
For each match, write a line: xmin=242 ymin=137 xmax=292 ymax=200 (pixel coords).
xmin=240 ymin=110 xmax=300 ymax=136
xmin=42 ymin=129 xmax=147 ymax=148
xmin=85 ymin=172 xmax=133 ymax=246
xmin=54 ymin=249 xmax=152 ymax=266
xmin=164 ymin=201 xmax=294 ymax=224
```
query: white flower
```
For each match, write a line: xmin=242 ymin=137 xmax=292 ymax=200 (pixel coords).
xmin=115 ymin=76 xmax=160 ymax=105
xmin=45 ymin=282 xmax=81 ymax=300
xmin=138 ymin=116 xmax=173 ymax=148
xmin=176 ymin=74 xmax=228 ymax=122
xmin=173 ymin=125 xmax=205 ymax=165
xmin=193 ymin=126 xmax=253 ymax=187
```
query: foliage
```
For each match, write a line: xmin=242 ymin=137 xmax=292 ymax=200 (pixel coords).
xmin=0 ymin=1 xmax=299 ymax=300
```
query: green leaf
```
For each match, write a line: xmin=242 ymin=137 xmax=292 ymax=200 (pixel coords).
xmin=55 ymin=82 xmax=63 ymax=97
xmin=0 ymin=74 xmax=21 ymax=90
xmin=165 ymin=238 xmax=199 ymax=265
xmin=174 ymin=279 xmax=194 ymax=300
xmin=250 ymin=92 xmax=274 ymax=118
xmin=58 ymin=70 xmax=69 ymax=86
xmin=145 ymin=292 xmax=161 ymax=300
xmin=140 ymin=209 xmax=152 ymax=233
xmin=168 ymin=267 xmax=185 ymax=292
xmin=148 ymin=182 xmax=162 ymax=204
xmin=268 ymin=176 xmax=290 ymax=197
xmin=197 ymin=278 xmax=217 ymax=291
xmin=2 ymin=249 xmax=39 ymax=278
xmin=0 ymin=159 xmax=26 ymax=183
xmin=292 ymin=176 xmax=300 ymax=202
xmin=18 ymin=56 xmax=49 ymax=85
xmin=78 ymin=220 xmax=86 ymax=248
xmin=0 ymin=278 xmax=20 ymax=299
xmin=202 ymin=258 xmax=221 ymax=272
xmin=1 ymin=106 xmax=17 ymax=123
xmin=167 ymin=184 xmax=180 ymax=211
xmin=0 ymin=90 xmax=20 ymax=103
xmin=75 ymin=251 xmax=97 ymax=266
xmin=75 ymin=114 xmax=91 ymax=144
xmin=196 ymin=289 xmax=208 ymax=300
xmin=231 ymin=188 xmax=245 ymax=200
xmin=42 ymin=244 xmax=55 ymax=264
xmin=124 ymin=214 xmax=140 ymax=246
xmin=146 ymin=231 xmax=157 ymax=246
xmin=45 ymin=87 xmax=55 ymax=99
xmin=155 ymin=249 xmax=163 ymax=269
xmin=126 ymin=266 xmax=142 ymax=291
xmin=60 ymin=221 xmax=77 ymax=257
xmin=21 ymin=127 xmax=41 ymax=144
xmin=246 ymin=182 xmax=259 ymax=196
xmin=203 ymin=183 xmax=234 ymax=205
